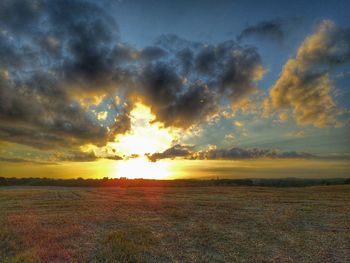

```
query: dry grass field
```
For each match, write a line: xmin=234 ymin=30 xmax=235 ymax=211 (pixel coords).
xmin=0 ymin=185 xmax=349 ymax=263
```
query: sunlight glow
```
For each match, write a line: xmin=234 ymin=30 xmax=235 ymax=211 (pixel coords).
xmin=114 ymin=156 xmax=172 ymax=179
xmin=110 ymin=103 xmax=178 ymax=156
xmin=104 ymin=103 xmax=181 ymax=179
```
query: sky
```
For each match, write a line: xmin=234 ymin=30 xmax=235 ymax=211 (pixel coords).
xmin=0 ymin=0 xmax=350 ymax=179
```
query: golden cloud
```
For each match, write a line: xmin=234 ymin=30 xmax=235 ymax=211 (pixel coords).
xmin=269 ymin=20 xmax=349 ymax=127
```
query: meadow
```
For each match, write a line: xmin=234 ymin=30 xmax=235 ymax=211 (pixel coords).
xmin=0 ymin=185 xmax=349 ymax=263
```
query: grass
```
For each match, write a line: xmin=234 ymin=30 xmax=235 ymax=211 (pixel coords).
xmin=93 ymin=227 xmax=158 ymax=263
xmin=0 ymin=186 xmax=349 ymax=262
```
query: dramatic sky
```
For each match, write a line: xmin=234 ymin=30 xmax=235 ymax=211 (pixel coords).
xmin=1 ymin=0 xmax=350 ymax=179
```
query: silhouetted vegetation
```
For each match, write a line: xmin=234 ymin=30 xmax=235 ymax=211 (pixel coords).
xmin=0 ymin=177 xmax=348 ymax=188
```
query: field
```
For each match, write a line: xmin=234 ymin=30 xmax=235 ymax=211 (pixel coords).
xmin=0 ymin=186 xmax=349 ymax=263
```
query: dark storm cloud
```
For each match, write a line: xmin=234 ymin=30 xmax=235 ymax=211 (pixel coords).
xmin=46 ymin=0 xmax=121 ymax=93
xmin=143 ymin=63 xmax=182 ymax=100
xmin=0 ymin=0 xmax=132 ymax=150
xmin=131 ymin=61 xmax=219 ymax=128
xmin=0 ymin=126 xmax=71 ymax=149
xmin=136 ymin=62 xmax=183 ymax=108
xmin=0 ymin=33 xmax=22 ymax=68
xmin=112 ymin=43 xmax=137 ymax=63
xmin=0 ymin=0 xmax=42 ymax=33
xmin=178 ymin=41 xmax=265 ymax=105
xmin=176 ymin=48 xmax=194 ymax=75
xmin=2 ymin=0 xmax=122 ymax=92
xmin=131 ymin=39 xmax=264 ymax=127
xmin=195 ymin=46 xmax=217 ymax=75
xmin=37 ymin=36 xmax=61 ymax=57
xmin=238 ymin=17 xmax=302 ymax=43
xmin=148 ymin=145 xmax=313 ymax=161
xmin=0 ymin=72 xmax=114 ymax=149
xmin=139 ymin=46 xmax=167 ymax=60
xmin=155 ymin=81 xmax=219 ymax=128
xmin=214 ymin=44 xmax=264 ymax=104
xmin=0 ymin=0 xmax=266 ymax=156
xmin=156 ymin=36 xmax=264 ymax=102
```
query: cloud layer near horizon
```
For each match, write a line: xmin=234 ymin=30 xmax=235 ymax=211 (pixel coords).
xmin=146 ymin=144 xmax=313 ymax=162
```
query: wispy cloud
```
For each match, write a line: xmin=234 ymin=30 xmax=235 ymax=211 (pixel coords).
xmin=238 ymin=17 xmax=302 ymax=43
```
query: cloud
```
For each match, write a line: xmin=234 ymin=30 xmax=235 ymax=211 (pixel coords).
xmin=49 ymin=148 xmax=125 ymax=162
xmin=146 ymin=144 xmax=194 ymax=162
xmin=155 ymin=36 xmax=265 ymax=106
xmin=111 ymin=44 xmax=167 ymax=63
xmin=147 ymin=145 xmax=314 ymax=161
xmin=51 ymin=150 xmax=98 ymax=162
xmin=238 ymin=17 xmax=302 ymax=43
xmin=269 ymin=20 xmax=350 ymax=127
xmin=191 ymin=147 xmax=313 ymax=160
xmin=136 ymin=62 xmax=183 ymax=109
xmin=0 ymin=0 xmax=132 ymax=151
xmin=97 ymin=111 xmax=108 ymax=121
xmin=285 ymin=131 xmax=305 ymax=138
xmin=0 ymin=0 xmax=267 ymax=159
xmin=105 ymin=155 xmax=124 ymax=161
xmin=128 ymin=40 xmax=264 ymax=128
xmin=108 ymin=106 xmax=132 ymax=138
xmin=155 ymin=34 xmax=202 ymax=52
xmin=176 ymin=48 xmax=194 ymax=75
xmin=194 ymin=41 xmax=265 ymax=105
xmin=296 ymin=21 xmax=350 ymax=66
xmin=131 ymin=62 xmax=217 ymax=128
xmin=0 ymin=156 xmax=54 ymax=165
xmin=139 ymin=46 xmax=167 ymax=60
xmin=224 ymin=133 xmax=235 ymax=141
xmin=155 ymin=81 xmax=219 ymax=128
xmin=0 ymin=72 xmax=117 ymax=149
xmin=0 ymin=33 xmax=23 ymax=68
xmin=0 ymin=0 xmax=42 ymax=33
xmin=130 ymin=62 xmax=220 ymax=129
xmin=234 ymin=121 xmax=244 ymax=127
xmin=47 ymin=0 xmax=122 ymax=95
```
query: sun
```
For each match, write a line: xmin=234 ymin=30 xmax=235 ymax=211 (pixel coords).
xmin=109 ymin=103 xmax=177 ymax=156
xmin=107 ymin=103 xmax=179 ymax=179
xmin=114 ymin=156 xmax=172 ymax=179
